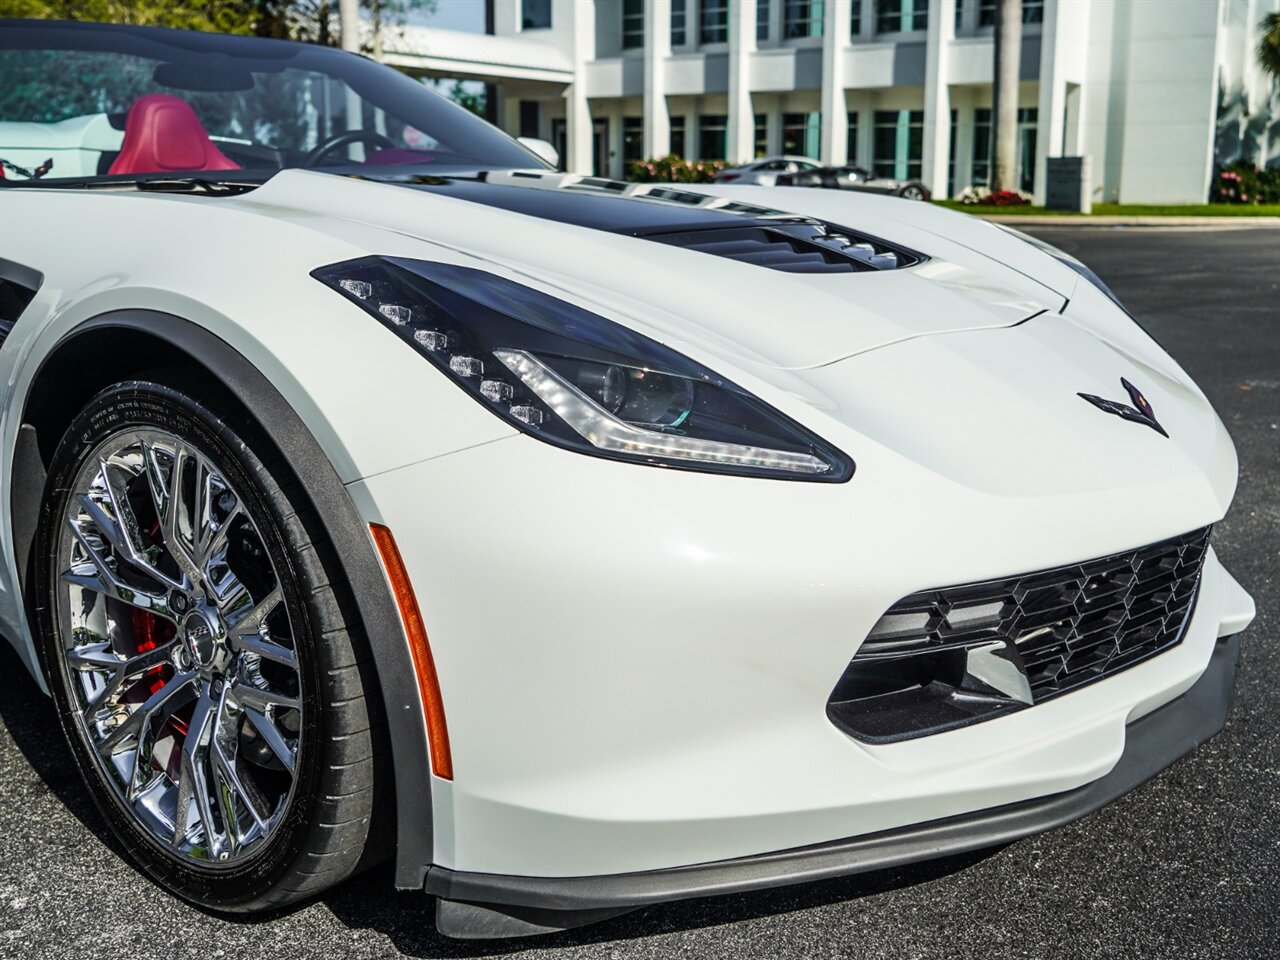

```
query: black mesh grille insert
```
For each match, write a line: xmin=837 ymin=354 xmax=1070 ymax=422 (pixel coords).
xmin=827 ymin=528 xmax=1211 ymax=742
xmin=645 ymin=221 xmax=924 ymax=274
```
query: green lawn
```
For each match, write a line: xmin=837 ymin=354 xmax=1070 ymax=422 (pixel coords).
xmin=932 ymin=200 xmax=1280 ymax=217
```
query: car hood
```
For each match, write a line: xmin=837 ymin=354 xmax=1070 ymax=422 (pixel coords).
xmin=242 ymin=169 xmax=1066 ymax=370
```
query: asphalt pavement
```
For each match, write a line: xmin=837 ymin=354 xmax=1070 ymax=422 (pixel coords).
xmin=1 ymin=225 xmax=1277 ymax=960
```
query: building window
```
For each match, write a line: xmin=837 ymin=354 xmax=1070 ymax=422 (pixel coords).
xmin=1017 ymin=106 xmax=1038 ymax=193
xmin=701 ymin=0 xmax=729 ymax=44
xmin=754 ymin=113 xmax=768 ymax=157
xmin=876 ymin=0 xmax=927 ymax=33
xmin=971 ymin=107 xmax=991 ymax=186
xmin=521 ymin=0 xmax=551 ymax=30
xmin=784 ymin=0 xmax=825 ymax=39
xmin=979 ymin=0 xmax=1043 ymax=27
xmin=758 ymin=0 xmax=771 ymax=42
xmin=672 ymin=0 xmax=687 ymax=45
xmin=699 ymin=114 xmax=728 ymax=159
xmin=846 ymin=110 xmax=858 ymax=164
xmin=622 ymin=0 xmax=644 ymax=49
xmin=947 ymin=109 xmax=957 ymax=196
xmin=623 ymin=116 xmax=644 ymax=167
xmin=955 ymin=0 xmax=963 ymax=32
xmin=782 ymin=111 xmax=821 ymax=158
xmin=851 ymin=0 xmax=862 ymax=36
xmin=969 ymin=108 xmax=1037 ymax=190
xmin=670 ymin=115 xmax=686 ymax=157
xmin=873 ymin=109 xmax=923 ymax=179
xmin=519 ymin=100 xmax=540 ymax=139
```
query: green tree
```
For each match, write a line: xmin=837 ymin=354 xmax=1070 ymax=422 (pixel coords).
xmin=0 ymin=0 xmax=435 ymax=48
xmin=1260 ymin=12 xmax=1280 ymax=78
xmin=0 ymin=0 xmax=259 ymax=33
xmin=446 ymin=80 xmax=485 ymax=118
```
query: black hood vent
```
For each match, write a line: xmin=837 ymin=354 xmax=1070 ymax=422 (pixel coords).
xmin=644 ymin=221 xmax=924 ymax=274
xmin=390 ymin=174 xmax=926 ymax=275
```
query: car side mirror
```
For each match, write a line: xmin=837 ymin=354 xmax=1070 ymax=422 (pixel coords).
xmin=518 ymin=137 xmax=559 ymax=169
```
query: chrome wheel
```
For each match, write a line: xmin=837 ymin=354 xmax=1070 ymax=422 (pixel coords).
xmin=56 ymin=429 xmax=302 ymax=867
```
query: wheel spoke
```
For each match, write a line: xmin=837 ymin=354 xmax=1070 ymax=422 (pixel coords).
xmin=241 ymin=705 xmax=297 ymax=774
xmin=212 ymin=740 xmax=268 ymax=833
xmin=209 ymin=568 xmax=251 ymax=619
xmin=228 ymin=585 xmax=280 ymax=635
xmin=145 ymin=440 xmax=204 ymax=588
xmin=62 ymin=516 xmax=173 ymax=619
xmin=235 ymin=684 xmax=300 ymax=713
xmin=173 ymin=686 xmax=225 ymax=857
xmin=98 ymin=670 xmax=196 ymax=755
xmin=67 ymin=640 xmax=176 ymax=707
xmin=228 ymin=586 xmax=294 ymax=665
xmin=211 ymin=686 xmax=267 ymax=843
xmin=235 ymin=632 xmax=297 ymax=668
xmin=96 ymin=458 xmax=187 ymax=592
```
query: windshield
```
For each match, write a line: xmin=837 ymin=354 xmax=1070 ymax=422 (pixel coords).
xmin=0 ymin=19 xmax=543 ymax=185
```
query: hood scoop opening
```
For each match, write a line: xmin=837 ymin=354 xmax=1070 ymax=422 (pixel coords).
xmin=643 ymin=221 xmax=926 ymax=275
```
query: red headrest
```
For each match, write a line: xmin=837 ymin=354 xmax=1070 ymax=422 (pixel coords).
xmin=109 ymin=94 xmax=241 ymax=176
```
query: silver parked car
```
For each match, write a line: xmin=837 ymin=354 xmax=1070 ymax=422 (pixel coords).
xmin=717 ymin=156 xmax=931 ymax=200
xmin=713 ymin=155 xmax=823 ymax=185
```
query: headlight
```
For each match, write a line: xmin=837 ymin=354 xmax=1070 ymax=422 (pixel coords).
xmin=997 ymin=224 xmax=1129 ymax=313
xmin=314 ymin=257 xmax=853 ymax=481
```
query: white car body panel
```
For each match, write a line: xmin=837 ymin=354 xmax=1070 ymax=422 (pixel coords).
xmin=0 ymin=170 xmax=1256 ymax=882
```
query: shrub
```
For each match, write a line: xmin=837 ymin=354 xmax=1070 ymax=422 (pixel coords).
xmin=1211 ymin=163 xmax=1280 ymax=204
xmin=628 ymin=155 xmax=729 ymax=183
xmin=978 ymin=189 xmax=1031 ymax=207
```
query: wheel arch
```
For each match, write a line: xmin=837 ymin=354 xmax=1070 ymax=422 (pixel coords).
xmin=10 ymin=310 xmax=437 ymax=888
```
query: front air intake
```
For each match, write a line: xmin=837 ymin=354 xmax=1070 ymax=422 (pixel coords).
xmin=827 ymin=527 xmax=1212 ymax=743
xmin=645 ymin=221 xmax=924 ymax=274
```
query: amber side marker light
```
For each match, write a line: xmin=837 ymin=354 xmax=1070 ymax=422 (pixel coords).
xmin=370 ymin=523 xmax=453 ymax=780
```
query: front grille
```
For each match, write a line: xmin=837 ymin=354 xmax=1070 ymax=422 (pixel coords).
xmin=828 ymin=528 xmax=1212 ymax=742
xmin=645 ymin=221 xmax=924 ymax=274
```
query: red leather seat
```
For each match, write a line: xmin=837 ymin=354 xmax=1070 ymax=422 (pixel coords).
xmin=109 ymin=94 xmax=240 ymax=176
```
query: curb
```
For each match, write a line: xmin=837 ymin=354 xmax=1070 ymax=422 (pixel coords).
xmin=971 ymin=215 xmax=1280 ymax=228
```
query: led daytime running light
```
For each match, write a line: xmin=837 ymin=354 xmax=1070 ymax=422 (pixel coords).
xmin=494 ymin=349 xmax=831 ymax=475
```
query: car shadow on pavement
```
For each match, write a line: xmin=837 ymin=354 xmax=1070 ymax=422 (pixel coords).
xmin=0 ymin=640 xmax=134 ymax=859
xmin=0 ymin=639 xmax=997 ymax=957
xmin=319 ymin=841 xmax=997 ymax=958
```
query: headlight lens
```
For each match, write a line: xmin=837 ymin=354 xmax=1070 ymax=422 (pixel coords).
xmin=314 ymin=257 xmax=853 ymax=481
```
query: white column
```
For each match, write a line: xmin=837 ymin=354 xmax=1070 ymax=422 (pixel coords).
xmin=846 ymin=89 xmax=872 ymax=165
xmin=1034 ymin=0 xmax=1060 ymax=205
xmin=645 ymin=0 xmax=673 ymax=157
xmin=727 ymin=0 xmax=757 ymax=164
xmin=564 ymin=0 xmax=596 ymax=174
xmin=821 ymin=0 xmax=851 ymax=164
xmin=952 ymin=86 xmax=975 ymax=192
xmin=922 ymin=0 xmax=955 ymax=196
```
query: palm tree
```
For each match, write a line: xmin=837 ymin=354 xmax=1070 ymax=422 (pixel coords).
xmin=339 ymin=0 xmax=360 ymax=51
xmin=1260 ymin=12 xmax=1280 ymax=78
xmin=991 ymin=0 xmax=1022 ymax=192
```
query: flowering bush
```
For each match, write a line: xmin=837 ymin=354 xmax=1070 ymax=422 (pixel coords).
xmin=628 ymin=155 xmax=729 ymax=183
xmin=1212 ymin=164 xmax=1280 ymax=204
xmin=957 ymin=185 xmax=1032 ymax=206
xmin=978 ymin=189 xmax=1032 ymax=207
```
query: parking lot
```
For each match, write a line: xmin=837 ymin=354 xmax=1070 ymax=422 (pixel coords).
xmin=1 ymin=225 xmax=1277 ymax=960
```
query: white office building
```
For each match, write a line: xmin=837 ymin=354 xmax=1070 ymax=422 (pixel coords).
xmin=382 ymin=0 xmax=1280 ymax=203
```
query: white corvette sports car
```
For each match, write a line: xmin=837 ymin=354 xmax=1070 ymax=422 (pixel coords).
xmin=0 ymin=19 xmax=1257 ymax=939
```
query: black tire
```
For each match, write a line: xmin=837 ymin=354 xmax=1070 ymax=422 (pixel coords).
xmin=33 ymin=379 xmax=380 ymax=911
xmin=898 ymin=183 xmax=927 ymax=201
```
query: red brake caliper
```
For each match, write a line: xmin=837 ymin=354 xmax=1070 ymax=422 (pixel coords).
xmin=130 ymin=607 xmax=188 ymax=780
